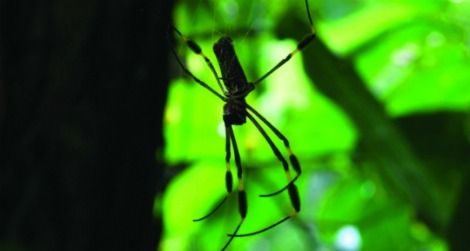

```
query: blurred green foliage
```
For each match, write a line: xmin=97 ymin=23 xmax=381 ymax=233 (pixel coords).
xmin=160 ymin=0 xmax=470 ymax=250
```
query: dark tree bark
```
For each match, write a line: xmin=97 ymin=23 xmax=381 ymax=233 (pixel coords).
xmin=0 ymin=0 xmax=172 ymax=250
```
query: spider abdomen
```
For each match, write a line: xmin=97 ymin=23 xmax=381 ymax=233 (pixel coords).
xmin=213 ymin=36 xmax=253 ymax=96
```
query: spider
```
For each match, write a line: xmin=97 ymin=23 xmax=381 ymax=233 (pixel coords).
xmin=170 ymin=0 xmax=316 ymax=250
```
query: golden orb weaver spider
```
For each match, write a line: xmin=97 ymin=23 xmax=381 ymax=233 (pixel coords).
xmin=170 ymin=0 xmax=316 ymax=250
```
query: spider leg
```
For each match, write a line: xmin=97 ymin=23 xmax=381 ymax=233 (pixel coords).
xmin=228 ymin=183 xmax=300 ymax=237
xmin=169 ymin=45 xmax=226 ymax=101
xmin=305 ymin=0 xmax=315 ymax=29
xmin=226 ymin=112 xmax=300 ymax=237
xmin=246 ymin=105 xmax=301 ymax=197
xmin=172 ymin=26 xmax=226 ymax=94
xmin=251 ymin=3 xmax=316 ymax=87
xmin=193 ymin=124 xmax=234 ymax=221
xmin=246 ymin=112 xmax=292 ymax=187
xmin=222 ymin=125 xmax=247 ymax=251
xmin=245 ymin=110 xmax=300 ymax=193
xmin=251 ymin=33 xmax=315 ymax=86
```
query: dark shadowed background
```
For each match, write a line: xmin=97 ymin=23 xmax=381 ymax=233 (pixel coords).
xmin=1 ymin=1 xmax=172 ymax=250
